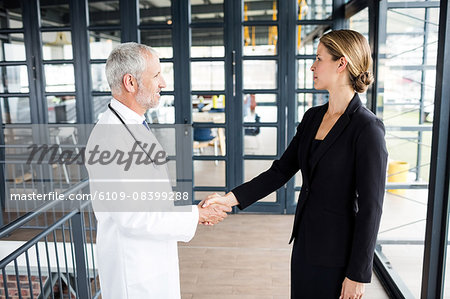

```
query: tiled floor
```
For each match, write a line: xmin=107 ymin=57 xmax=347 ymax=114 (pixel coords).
xmin=179 ymin=214 xmax=390 ymax=299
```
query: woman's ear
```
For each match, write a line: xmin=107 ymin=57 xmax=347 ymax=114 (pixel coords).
xmin=337 ymin=56 xmax=348 ymax=73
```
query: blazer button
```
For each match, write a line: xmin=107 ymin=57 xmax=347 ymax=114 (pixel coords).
xmin=304 ymin=188 xmax=309 ymax=193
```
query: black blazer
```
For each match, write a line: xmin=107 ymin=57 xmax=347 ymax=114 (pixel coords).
xmin=232 ymin=94 xmax=388 ymax=283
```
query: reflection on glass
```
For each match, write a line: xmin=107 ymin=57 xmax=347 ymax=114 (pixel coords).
xmin=297 ymin=0 xmax=332 ymax=20
xmin=191 ymin=27 xmax=224 ymax=58
xmin=40 ymin=0 xmax=70 ymax=27
xmin=297 ymin=59 xmax=314 ymax=89
xmin=44 ymin=64 xmax=75 ymax=92
xmin=191 ymin=0 xmax=223 ymax=22
xmin=191 ymin=61 xmax=225 ymax=91
xmin=89 ymin=31 xmax=121 ymax=59
xmin=0 ymin=2 xmax=22 ymax=28
xmin=244 ymin=127 xmax=276 ymax=156
xmin=88 ymin=0 xmax=120 ymax=26
xmin=1 ymin=97 xmax=30 ymax=124
xmin=243 ymin=94 xmax=277 ymax=123
xmin=193 ymin=160 xmax=225 ymax=187
xmin=0 ymin=34 xmax=26 ymax=61
xmin=146 ymin=95 xmax=175 ymax=124
xmin=193 ymin=127 xmax=226 ymax=157
xmin=244 ymin=0 xmax=277 ymax=21
xmin=0 ymin=66 xmax=29 ymax=93
xmin=161 ymin=62 xmax=174 ymax=91
xmin=139 ymin=0 xmax=172 ymax=24
xmin=244 ymin=160 xmax=276 ymax=202
xmin=243 ymin=26 xmax=277 ymax=56
xmin=297 ymin=25 xmax=322 ymax=55
xmin=141 ymin=29 xmax=173 ymax=58
xmin=42 ymin=32 xmax=73 ymax=60
xmin=91 ymin=64 xmax=109 ymax=92
xmin=93 ymin=96 xmax=112 ymax=122
xmin=47 ymin=95 xmax=76 ymax=123
xmin=243 ymin=60 xmax=277 ymax=89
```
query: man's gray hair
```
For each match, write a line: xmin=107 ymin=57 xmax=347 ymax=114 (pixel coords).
xmin=105 ymin=42 xmax=157 ymax=95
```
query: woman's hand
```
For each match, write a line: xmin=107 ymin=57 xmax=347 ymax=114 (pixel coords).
xmin=201 ymin=192 xmax=239 ymax=209
xmin=340 ymin=277 xmax=365 ymax=299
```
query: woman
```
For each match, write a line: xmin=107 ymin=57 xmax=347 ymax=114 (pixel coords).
xmin=202 ymin=29 xmax=388 ymax=299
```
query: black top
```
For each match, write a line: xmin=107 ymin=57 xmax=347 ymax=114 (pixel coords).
xmin=231 ymin=93 xmax=388 ymax=283
xmin=309 ymin=139 xmax=322 ymax=177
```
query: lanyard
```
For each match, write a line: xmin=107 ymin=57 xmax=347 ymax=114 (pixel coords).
xmin=108 ymin=103 xmax=155 ymax=164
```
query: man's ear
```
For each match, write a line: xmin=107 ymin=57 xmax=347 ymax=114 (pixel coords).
xmin=337 ymin=56 xmax=348 ymax=73
xmin=122 ymin=74 xmax=137 ymax=93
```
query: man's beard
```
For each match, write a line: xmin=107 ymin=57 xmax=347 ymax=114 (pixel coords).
xmin=136 ymin=80 xmax=158 ymax=110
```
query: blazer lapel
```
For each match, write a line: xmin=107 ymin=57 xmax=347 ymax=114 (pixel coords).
xmin=301 ymin=104 xmax=327 ymax=179
xmin=309 ymin=94 xmax=362 ymax=178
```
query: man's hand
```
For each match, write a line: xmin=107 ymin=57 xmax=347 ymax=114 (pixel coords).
xmin=200 ymin=192 xmax=239 ymax=209
xmin=340 ymin=277 xmax=365 ymax=299
xmin=197 ymin=202 xmax=231 ymax=225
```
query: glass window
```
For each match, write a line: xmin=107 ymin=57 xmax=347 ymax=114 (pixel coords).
xmin=141 ymin=29 xmax=173 ymax=59
xmin=193 ymin=127 xmax=226 ymax=157
xmin=243 ymin=26 xmax=278 ymax=56
xmin=244 ymin=0 xmax=277 ymax=21
xmin=88 ymin=0 xmax=120 ymax=26
xmin=146 ymin=95 xmax=174 ymax=124
xmin=377 ymin=5 xmax=439 ymax=298
xmin=191 ymin=61 xmax=225 ymax=91
xmin=244 ymin=160 xmax=276 ymax=202
xmin=40 ymin=0 xmax=70 ymax=27
xmin=89 ymin=31 xmax=121 ymax=60
xmin=93 ymin=95 xmax=112 ymax=122
xmin=191 ymin=0 xmax=223 ymax=23
xmin=44 ymin=64 xmax=75 ymax=92
xmin=0 ymin=1 xmax=22 ymax=29
xmin=243 ymin=94 xmax=277 ymax=123
xmin=298 ymin=0 xmax=332 ymax=20
xmin=161 ymin=62 xmax=174 ymax=91
xmin=1 ymin=97 xmax=30 ymax=124
xmin=243 ymin=60 xmax=277 ymax=89
xmin=296 ymin=25 xmax=321 ymax=55
xmin=297 ymin=59 xmax=314 ymax=89
xmin=47 ymin=95 xmax=76 ymax=123
xmin=0 ymin=34 xmax=26 ymax=61
xmin=91 ymin=64 xmax=109 ymax=92
xmin=0 ymin=65 xmax=29 ymax=93
xmin=349 ymin=8 xmax=368 ymax=36
xmin=193 ymin=160 xmax=225 ymax=187
xmin=191 ymin=27 xmax=224 ymax=58
xmin=244 ymin=127 xmax=277 ymax=156
xmin=140 ymin=0 xmax=172 ymax=25
xmin=192 ymin=94 xmax=226 ymax=124
xmin=42 ymin=32 xmax=73 ymax=60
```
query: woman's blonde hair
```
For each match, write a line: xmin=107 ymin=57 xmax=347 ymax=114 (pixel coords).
xmin=319 ymin=29 xmax=374 ymax=93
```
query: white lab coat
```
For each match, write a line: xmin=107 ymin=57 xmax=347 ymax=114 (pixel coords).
xmin=85 ymin=99 xmax=199 ymax=299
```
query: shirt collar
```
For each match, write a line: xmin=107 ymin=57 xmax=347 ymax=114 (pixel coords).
xmin=110 ymin=98 xmax=146 ymax=124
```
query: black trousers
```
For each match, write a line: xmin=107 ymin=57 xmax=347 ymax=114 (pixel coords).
xmin=291 ymin=222 xmax=346 ymax=299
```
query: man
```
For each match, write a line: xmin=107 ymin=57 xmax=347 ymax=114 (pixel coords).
xmin=85 ymin=43 xmax=230 ymax=299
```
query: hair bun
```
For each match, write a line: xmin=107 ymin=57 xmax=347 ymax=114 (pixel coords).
xmin=353 ymin=71 xmax=374 ymax=93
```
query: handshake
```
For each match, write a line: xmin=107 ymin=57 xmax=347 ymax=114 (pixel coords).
xmin=197 ymin=192 xmax=239 ymax=225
